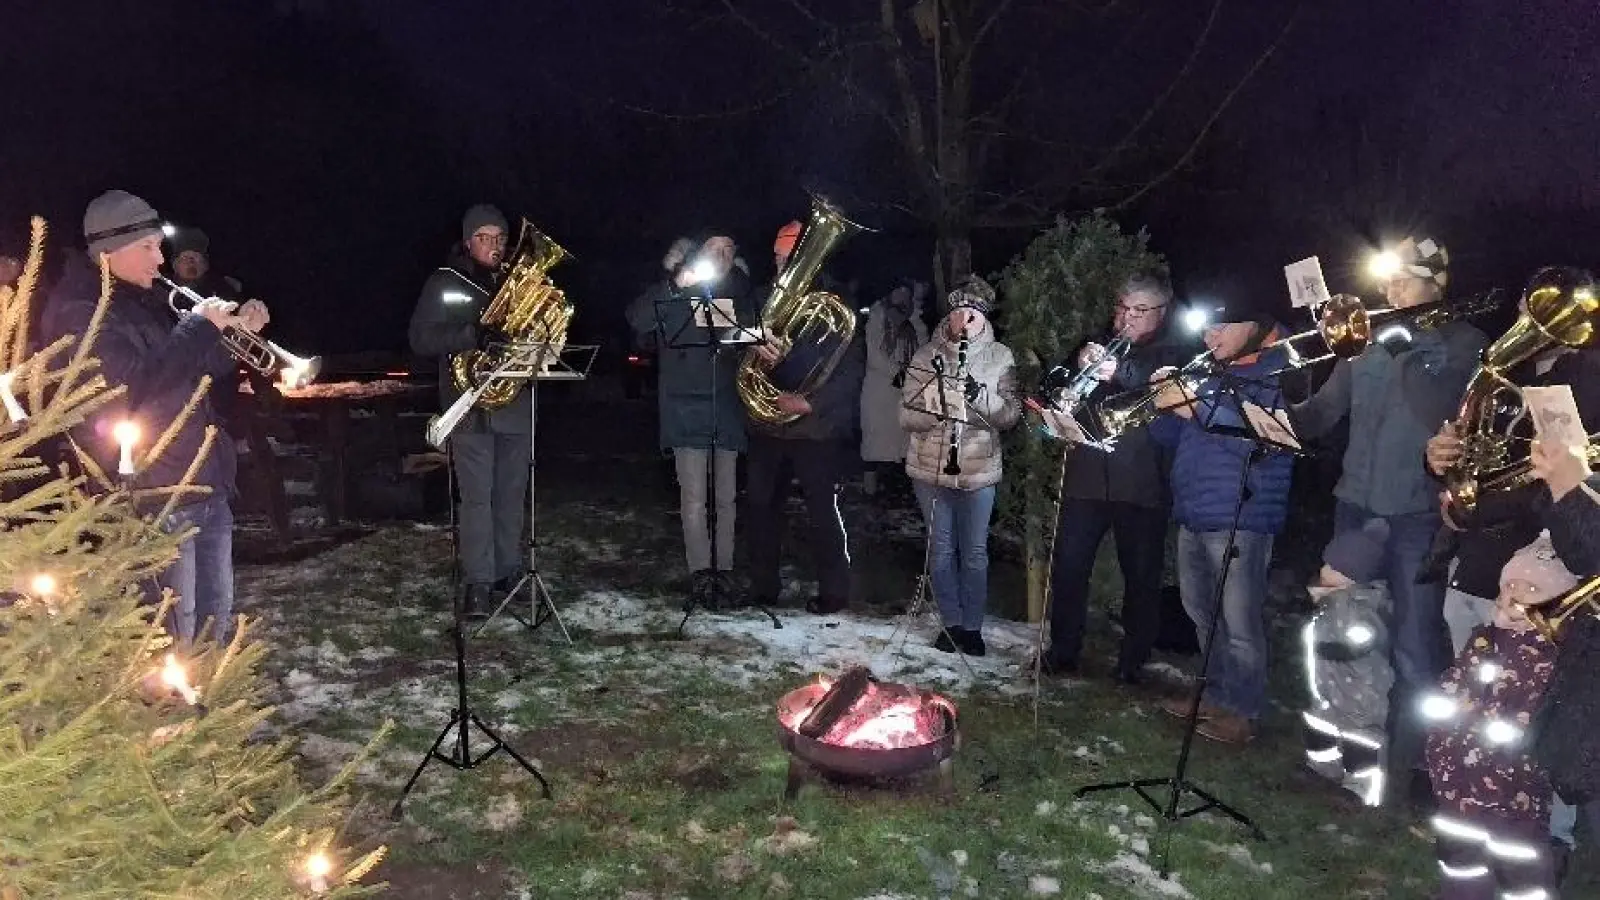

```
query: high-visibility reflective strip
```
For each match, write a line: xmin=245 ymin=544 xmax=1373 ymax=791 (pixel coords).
xmin=1303 ymin=712 xmax=1341 ymax=736
xmin=1476 ymin=662 xmax=1500 ymax=684
xmin=1347 ymin=766 xmax=1384 ymax=807
xmin=442 ymin=291 xmax=475 ymax=304
xmin=1303 ymin=623 xmax=1324 ymax=705
xmin=1432 ymin=815 xmax=1490 ymax=843
xmin=1420 ymin=693 xmax=1459 ymax=722
xmin=1485 ymin=836 xmax=1539 ymax=861
xmin=1501 ymin=889 xmax=1549 ymax=900
xmin=1483 ymin=719 xmax=1521 ymax=746
xmin=1342 ymin=731 xmax=1382 ymax=750
xmin=1306 ymin=748 xmax=1342 ymax=763
xmin=1437 ymin=862 xmax=1490 ymax=879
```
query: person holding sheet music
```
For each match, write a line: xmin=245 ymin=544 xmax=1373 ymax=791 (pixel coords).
xmin=1146 ymin=299 xmax=1293 ymax=745
xmin=625 ymin=233 xmax=757 ymax=606
xmin=899 ymin=276 xmax=1020 ymax=656
xmin=1289 ymin=236 xmax=1485 ymax=795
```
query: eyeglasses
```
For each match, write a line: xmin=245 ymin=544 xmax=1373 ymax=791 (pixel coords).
xmin=1117 ymin=303 xmax=1168 ymax=317
xmin=471 ymin=232 xmax=508 ymax=246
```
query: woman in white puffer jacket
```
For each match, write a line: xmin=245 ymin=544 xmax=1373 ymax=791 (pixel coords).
xmin=899 ymin=275 xmax=1020 ymax=656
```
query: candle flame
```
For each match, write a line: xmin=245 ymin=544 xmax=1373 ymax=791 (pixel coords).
xmin=28 ymin=573 xmax=56 ymax=596
xmin=112 ymin=420 xmax=140 ymax=444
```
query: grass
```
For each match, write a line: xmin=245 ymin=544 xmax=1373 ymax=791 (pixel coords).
xmin=232 ymin=401 xmax=1590 ymax=899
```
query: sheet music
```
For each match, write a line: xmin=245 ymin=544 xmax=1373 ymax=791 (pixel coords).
xmin=1242 ymin=401 xmax=1301 ymax=451
xmin=692 ymin=297 xmax=738 ymax=329
xmin=1284 ymin=256 xmax=1331 ymax=309
xmin=1524 ymin=385 xmax=1587 ymax=450
xmin=916 ymin=376 xmax=966 ymax=423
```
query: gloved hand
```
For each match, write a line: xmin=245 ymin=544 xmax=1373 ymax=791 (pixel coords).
xmin=963 ymin=375 xmax=982 ymax=404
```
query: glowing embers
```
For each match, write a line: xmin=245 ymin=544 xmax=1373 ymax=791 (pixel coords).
xmin=775 ymin=667 xmax=958 ymax=800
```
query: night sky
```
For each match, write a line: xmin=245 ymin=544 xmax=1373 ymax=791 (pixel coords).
xmin=2 ymin=0 xmax=1596 ymax=362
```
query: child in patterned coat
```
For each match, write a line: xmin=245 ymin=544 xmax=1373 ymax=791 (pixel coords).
xmin=1424 ymin=531 xmax=1573 ymax=900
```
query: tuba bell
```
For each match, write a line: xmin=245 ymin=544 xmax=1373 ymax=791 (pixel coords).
xmin=736 ymin=196 xmax=869 ymax=426
xmin=1442 ymin=267 xmax=1600 ymax=518
xmin=448 ymin=219 xmax=573 ymax=410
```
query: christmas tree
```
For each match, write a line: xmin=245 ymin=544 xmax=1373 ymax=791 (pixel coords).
xmin=0 ymin=218 xmax=386 ymax=899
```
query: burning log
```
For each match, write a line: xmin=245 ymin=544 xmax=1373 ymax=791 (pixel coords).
xmin=797 ymin=666 xmax=875 ymax=739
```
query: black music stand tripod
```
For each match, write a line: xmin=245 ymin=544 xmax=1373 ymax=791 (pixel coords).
xmin=394 ymin=440 xmax=551 ymax=816
xmin=1074 ymin=366 xmax=1303 ymax=874
xmin=653 ymin=284 xmax=781 ymax=635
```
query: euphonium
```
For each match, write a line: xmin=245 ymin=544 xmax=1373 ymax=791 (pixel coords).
xmin=158 ymin=276 xmax=322 ymax=388
xmin=1442 ymin=267 xmax=1600 ymax=517
xmin=736 ymin=196 xmax=867 ymax=425
xmin=448 ymin=219 xmax=573 ymax=410
xmin=1518 ymin=574 xmax=1600 ymax=641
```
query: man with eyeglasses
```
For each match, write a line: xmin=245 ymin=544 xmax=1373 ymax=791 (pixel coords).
xmin=1039 ymin=273 xmax=1189 ymax=683
xmin=409 ymin=204 xmax=532 ymax=620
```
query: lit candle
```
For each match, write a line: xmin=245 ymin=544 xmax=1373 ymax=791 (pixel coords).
xmin=112 ymin=420 xmax=139 ymax=477
xmin=160 ymin=653 xmax=201 ymax=706
xmin=303 ymin=851 xmax=334 ymax=893
xmin=0 ymin=370 xmax=25 ymax=423
xmin=28 ymin=573 xmax=56 ymax=597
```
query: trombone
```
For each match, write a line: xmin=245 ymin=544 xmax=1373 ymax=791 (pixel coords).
xmin=1273 ymin=290 xmax=1505 ymax=372
xmin=1519 ymin=574 xmax=1600 ymax=641
xmin=158 ymin=276 xmax=322 ymax=388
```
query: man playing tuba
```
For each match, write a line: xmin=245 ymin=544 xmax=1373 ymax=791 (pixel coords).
xmin=408 ymin=204 xmax=532 ymax=620
xmin=743 ymin=221 xmax=865 ymax=615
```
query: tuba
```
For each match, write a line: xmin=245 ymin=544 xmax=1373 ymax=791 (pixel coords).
xmin=736 ymin=196 xmax=868 ymax=426
xmin=448 ymin=219 xmax=573 ymax=410
xmin=1442 ymin=267 xmax=1600 ymax=518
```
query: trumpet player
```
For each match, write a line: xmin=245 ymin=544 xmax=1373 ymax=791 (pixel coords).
xmin=41 ymin=190 xmax=268 ymax=646
xmin=899 ymin=276 xmax=1019 ymax=655
xmin=1038 ymin=274 xmax=1188 ymax=682
xmin=1146 ymin=299 xmax=1293 ymax=744
xmin=408 ymin=204 xmax=528 ymax=620
xmin=1290 ymin=236 xmax=1485 ymax=799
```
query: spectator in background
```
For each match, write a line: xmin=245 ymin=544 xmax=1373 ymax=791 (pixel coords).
xmin=860 ymin=279 xmax=928 ymax=497
xmin=0 ymin=252 xmax=20 ymax=290
xmin=167 ymin=227 xmax=243 ymax=301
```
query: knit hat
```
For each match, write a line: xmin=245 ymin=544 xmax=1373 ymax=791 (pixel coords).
xmin=1323 ymin=518 xmax=1390 ymax=585
xmin=1500 ymin=530 xmax=1579 ymax=605
xmin=461 ymin=204 xmax=507 ymax=242
xmin=774 ymin=220 xmax=803 ymax=258
xmin=947 ymin=275 xmax=996 ymax=314
xmin=84 ymin=190 xmax=162 ymax=257
xmin=1383 ymin=236 xmax=1449 ymax=289
xmin=168 ymin=227 xmax=209 ymax=258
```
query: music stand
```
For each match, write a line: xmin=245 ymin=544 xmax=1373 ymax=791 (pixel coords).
xmin=393 ymin=440 xmax=552 ymax=816
xmin=475 ymin=339 xmax=600 ymax=641
xmin=652 ymin=282 xmax=781 ymax=634
xmin=879 ymin=354 xmax=995 ymax=681
xmin=1074 ymin=364 xmax=1302 ymax=875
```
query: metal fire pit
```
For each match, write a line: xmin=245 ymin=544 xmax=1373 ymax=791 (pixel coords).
xmin=775 ymin=681 xmax=959 ymax=800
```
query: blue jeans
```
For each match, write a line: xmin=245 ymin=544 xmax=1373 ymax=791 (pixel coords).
xmin=913 ymin=481 xmax=996 ymax=631
xmin=1176 ymin=527 xmax=1275 ymax=720
xmin=157 ymin=496 xmax=236 ymax=646
xmin=1335 ymin=502 xmax=1448 ymax=770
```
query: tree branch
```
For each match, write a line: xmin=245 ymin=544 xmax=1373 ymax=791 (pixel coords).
xmin=1106 ymin=3 xmax=1303 ymax=211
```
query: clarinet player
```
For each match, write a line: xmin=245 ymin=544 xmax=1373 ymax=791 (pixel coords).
xmin=900 ymin=276 xmax=1020 ymax=655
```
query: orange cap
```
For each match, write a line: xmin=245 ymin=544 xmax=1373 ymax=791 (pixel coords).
xmin=774 ymin=220 xmax=803 ymax=256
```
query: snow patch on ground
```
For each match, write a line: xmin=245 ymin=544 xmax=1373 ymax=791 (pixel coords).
xmin=1084 ymin=852 xmax=1194 ymax=898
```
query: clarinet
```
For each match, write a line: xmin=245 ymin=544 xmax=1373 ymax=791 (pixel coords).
xmin=944 ymin=326 xmax=971 ymax=476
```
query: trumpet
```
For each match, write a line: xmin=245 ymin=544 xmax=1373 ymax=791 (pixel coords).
xmin=1275 ymin=290 xmax=1504 ymax=371
xmin=158 ymin=276 xmax=321 ymax=388
xmin=1518 ymin=574 xmax=1600 ymax=641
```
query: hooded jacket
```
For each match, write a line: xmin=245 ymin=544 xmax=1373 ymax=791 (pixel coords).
xmin=39 ymin=252 xmax=237 ymax=505
xmin=899 ymin=318 xmax=1020 ymax=490
xmin=407 ymin=244 xmax=532 ymax=434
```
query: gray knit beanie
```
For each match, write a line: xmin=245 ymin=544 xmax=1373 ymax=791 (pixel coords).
xmin=84 ymin=190 xmax=163 ymax=257
xmin=461 ymin=204 xmax=508 ymax=242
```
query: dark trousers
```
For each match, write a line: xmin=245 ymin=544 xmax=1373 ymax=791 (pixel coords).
xmin=1047 ymin=497 xmax=1168 ymax=673
xmin=746 ymin=433 xmax=851 ymax=605
xmin=450 ymin=428 xmax=532 ymax=586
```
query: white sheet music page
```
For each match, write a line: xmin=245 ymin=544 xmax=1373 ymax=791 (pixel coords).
xmin=917 ymin=375 xmax=966 ymax=423
xmin=692 ymin=297 xmax=737 ymax=329
xmin=1284 ymin=257 xmax=1332 ymax=309
xmin=1524 ymin=385 xmax=1587 ymax=450
xmin=1242 ymin=401 xmax=1301 ymax=451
